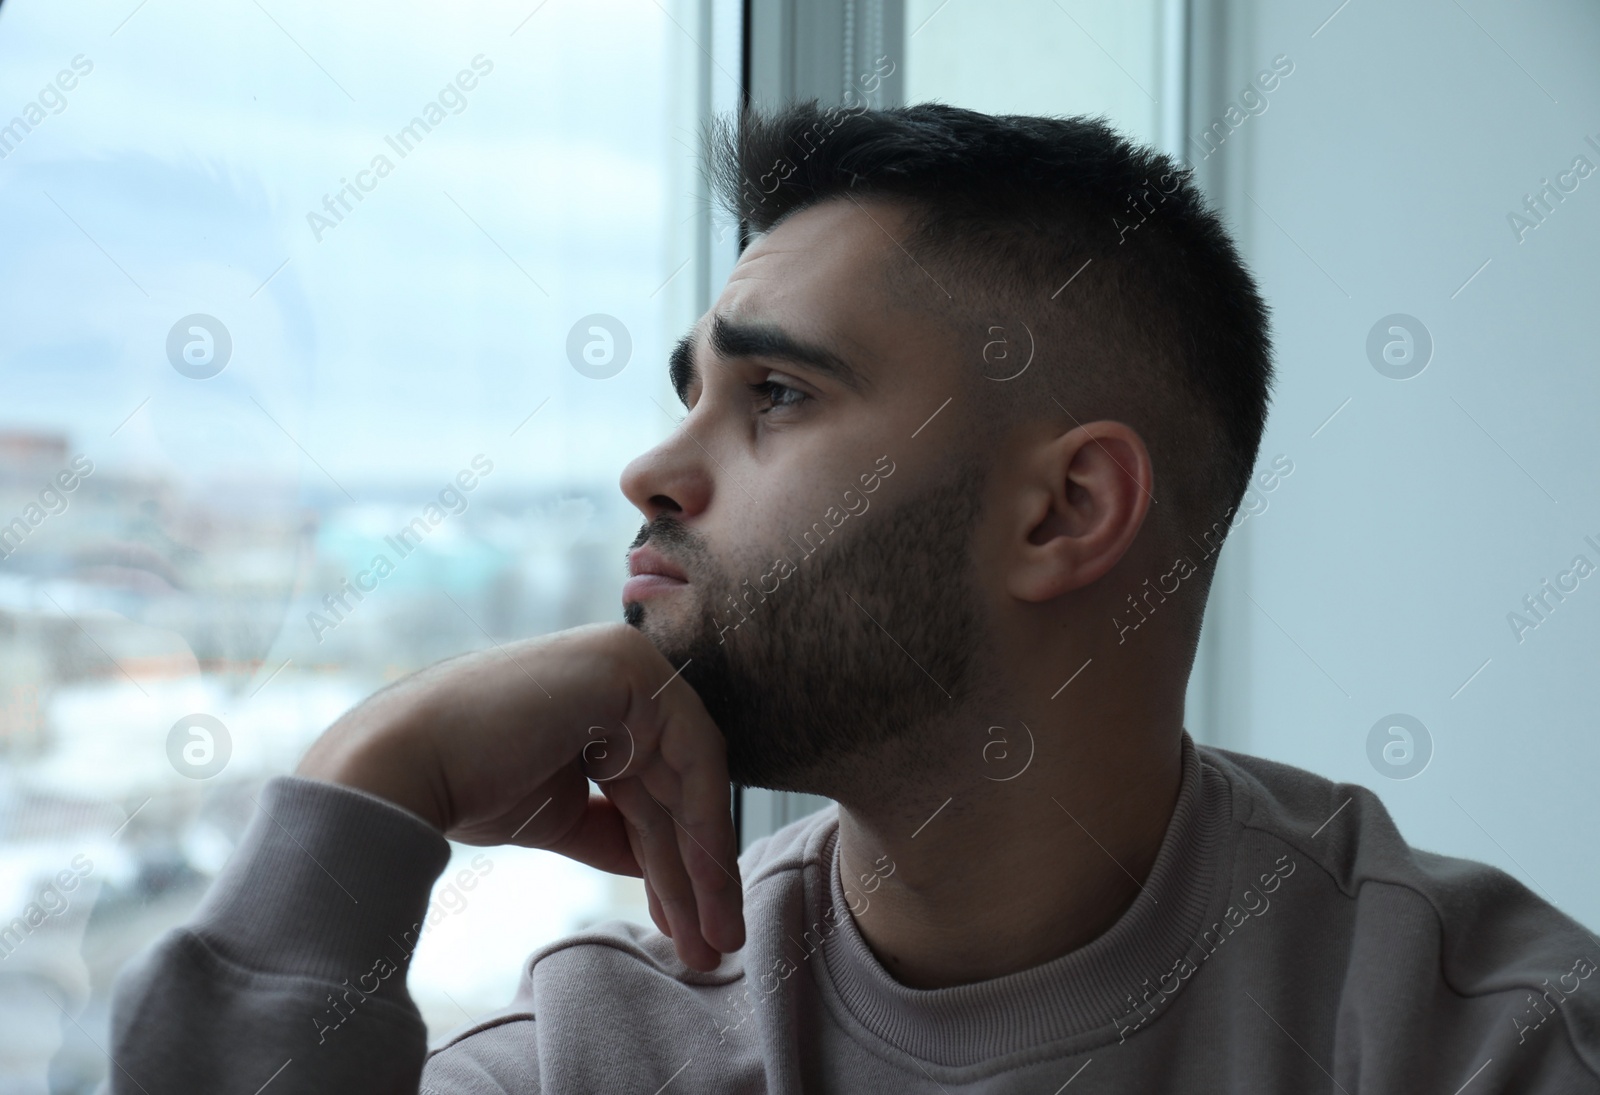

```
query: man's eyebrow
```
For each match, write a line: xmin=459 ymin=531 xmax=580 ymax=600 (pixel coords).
xmin=668 ymin=313 xmax=870 ymax=405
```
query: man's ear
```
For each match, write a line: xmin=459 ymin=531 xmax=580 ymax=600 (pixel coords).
xmin=1005 ymin=421 xmax=1154 ymax=604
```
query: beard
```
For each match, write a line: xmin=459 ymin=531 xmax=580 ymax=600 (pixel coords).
xmin=623 ymin=459 xmax=991 ymax=800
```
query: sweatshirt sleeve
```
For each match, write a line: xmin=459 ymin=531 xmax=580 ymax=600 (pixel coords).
xmin=106 ymin=774 xmax=453 ymax=1095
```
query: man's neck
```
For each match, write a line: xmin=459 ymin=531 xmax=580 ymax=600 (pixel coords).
xmin=831 ymin=723 xmax=1185 ymax=990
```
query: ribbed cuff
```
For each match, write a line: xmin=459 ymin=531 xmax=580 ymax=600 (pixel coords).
xmin=189 ymin=775 xmax=453 ymax=983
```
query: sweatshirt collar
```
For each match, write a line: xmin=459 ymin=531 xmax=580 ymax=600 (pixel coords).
xmin=810 ymin=733 xmax=1232 ymax=1069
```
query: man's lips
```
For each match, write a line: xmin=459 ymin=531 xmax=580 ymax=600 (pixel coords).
xmin=628 ymin=546 xmax=688 ymax=581
xmin=624 ymin=545 xmax=689 ymax=604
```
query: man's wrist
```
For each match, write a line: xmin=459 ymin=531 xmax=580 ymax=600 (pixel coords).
xmin=296 ymin=715 xmax=448 ymax=831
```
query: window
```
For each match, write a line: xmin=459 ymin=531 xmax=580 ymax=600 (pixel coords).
xmin=0 ymin=0 xmax=734 ymax=1079
xmin=903 ymin=0 xmax=1173 ymax=149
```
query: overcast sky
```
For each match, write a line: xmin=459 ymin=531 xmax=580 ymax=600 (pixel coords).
xmin=0 ymin=0 xmax=718 ymax=494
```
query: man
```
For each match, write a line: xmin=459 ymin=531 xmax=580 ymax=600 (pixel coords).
xmin=107 ymin=103 xmax=1600 ymax=1093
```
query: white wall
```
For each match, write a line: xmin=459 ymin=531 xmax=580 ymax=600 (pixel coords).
xmin=1187 ymin=0 xmax=1600 ymax=929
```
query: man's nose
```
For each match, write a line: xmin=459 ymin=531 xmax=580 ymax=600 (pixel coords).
xmin=619 ymin=425 xmax=713 ymax=523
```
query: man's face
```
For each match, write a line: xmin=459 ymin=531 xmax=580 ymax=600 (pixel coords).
xmin=619 ymin=197 xmax=998 ymax=797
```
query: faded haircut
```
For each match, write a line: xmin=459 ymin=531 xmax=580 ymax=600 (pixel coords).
xmin=705 ymin=100 xmax=1276 ymax=649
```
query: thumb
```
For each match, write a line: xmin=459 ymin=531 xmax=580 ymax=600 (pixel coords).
xmin=541 ymin=793 xmax=644 ymax=878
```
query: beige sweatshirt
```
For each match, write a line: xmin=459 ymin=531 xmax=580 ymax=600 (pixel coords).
xmin=106 ymin=735 xmax=1600 ymax=1092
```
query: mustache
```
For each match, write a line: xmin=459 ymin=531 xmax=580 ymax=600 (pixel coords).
xmin=629 ymin=516 xmax=708 ymax=575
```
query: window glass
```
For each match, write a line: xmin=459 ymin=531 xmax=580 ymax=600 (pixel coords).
xmin=0 ymin=0 xmax=714 ymax=1079
xmin=903 ymin=0 xmax=1166 ymax=146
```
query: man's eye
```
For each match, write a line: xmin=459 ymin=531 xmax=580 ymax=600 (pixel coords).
xmin=747 ymin=379 xmax=808 ymax=413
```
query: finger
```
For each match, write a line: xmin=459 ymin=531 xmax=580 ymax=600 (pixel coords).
xmin=647 ymin=783 xmax=744 ymax=956
xmin=649 ymin=721 xmax=745 ymax=953
xmin=643 ymin=871 xmax=671 ymax=938
xmin=540 ymin=792 xmax=643 ymax=878
xmin=614 ymin=627 xmax=743 ymax=954
xmin=607 ymin=776 xmax=721 ymax=970
xmin=600 ymin=784 xmax=671 ymax=936
xmin=618 ymin=780 xmax=713 ymax=966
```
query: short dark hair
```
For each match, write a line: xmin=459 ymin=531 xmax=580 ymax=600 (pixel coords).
xmin=706 ymin=101 xmax=1275 ymax=645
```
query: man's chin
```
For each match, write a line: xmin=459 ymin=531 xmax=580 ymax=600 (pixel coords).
xmin=623 ymin=600 xmax=693 ymax=657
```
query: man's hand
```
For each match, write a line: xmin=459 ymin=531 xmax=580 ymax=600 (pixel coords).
xmin=295 ymin=622 xmax=743 ymax=971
